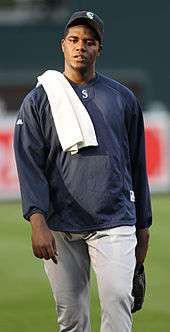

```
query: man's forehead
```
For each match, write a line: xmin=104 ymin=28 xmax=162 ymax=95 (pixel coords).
xmin=66 ymin=24 xmax=97 ymax=38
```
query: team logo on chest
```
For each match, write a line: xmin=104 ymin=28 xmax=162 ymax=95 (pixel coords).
xmin=82 ymin=89 xmax=88 ymax=99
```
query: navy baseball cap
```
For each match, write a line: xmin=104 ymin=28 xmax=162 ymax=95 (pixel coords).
xmin=64 ymin=11 xmax=104 ymax=44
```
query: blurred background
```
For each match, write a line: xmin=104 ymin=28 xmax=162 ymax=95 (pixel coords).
xmin=0 ymin=1 xmax=170 ymax=331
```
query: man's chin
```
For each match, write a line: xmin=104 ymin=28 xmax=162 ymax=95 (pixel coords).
xmin=71 ymin=60 xmax=88 ymax=70
xmin=73 ymin=64 xmax=88 ymax=73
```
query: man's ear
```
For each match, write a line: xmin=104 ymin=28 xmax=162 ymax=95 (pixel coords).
xmin=61 ymin=39 xmax=65 ymax=53
xmin=97 ymin=44 xmax=102 ymax=56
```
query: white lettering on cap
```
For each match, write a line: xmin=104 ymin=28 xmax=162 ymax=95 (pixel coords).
xmin=86 ymin=12 xmax=94 ymax=20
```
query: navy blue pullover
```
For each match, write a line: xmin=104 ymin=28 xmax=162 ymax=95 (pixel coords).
xmin=14 ymin=73 xmax=152 ymax=232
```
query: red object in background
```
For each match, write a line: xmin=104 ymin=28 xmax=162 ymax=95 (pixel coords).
xmin=0 ymin=130 xmax=19 ymax=194
xmin=0 ymin=121 xmax=169 ymax=198
xmin=145 ymin=126 xmax=167 ymax=181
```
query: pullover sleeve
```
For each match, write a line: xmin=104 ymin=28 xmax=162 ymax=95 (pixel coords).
xmin=14 ymin=94 xmax=49 ymax=220
xmin=128 ymin=98 xmax=152 ymax=229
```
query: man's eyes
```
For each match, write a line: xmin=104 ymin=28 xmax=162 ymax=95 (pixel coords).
xmin=68 ymin=38 xmax=96 ymax=45
xmin=86 ymin=40 xmax=96 ymax=46
xmin=68 ymin=38 xmax=77 ymax=43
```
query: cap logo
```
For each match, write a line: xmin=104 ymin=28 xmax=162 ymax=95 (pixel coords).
xmin=86 ymin=12 xmax=94 ymax=20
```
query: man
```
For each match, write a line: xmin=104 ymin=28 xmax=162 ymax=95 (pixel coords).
xmin=14 ymin=10 xmax=152 ymax=332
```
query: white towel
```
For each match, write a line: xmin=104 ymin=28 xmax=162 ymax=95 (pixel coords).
xmin=37 ymin=70 xmax=98 ymax=154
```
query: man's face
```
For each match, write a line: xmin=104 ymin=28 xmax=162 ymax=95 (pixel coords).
xmin=61 ymin=25 xmax=101 ymax=74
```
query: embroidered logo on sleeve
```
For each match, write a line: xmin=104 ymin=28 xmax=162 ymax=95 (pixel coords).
xmin=130 ymin=190 xmax=135 ymax=202
xmin=16 ymin=119 xmax=23 ymax=125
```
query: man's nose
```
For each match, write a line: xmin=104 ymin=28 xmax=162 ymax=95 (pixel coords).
xmin=76 ymin=40 xmax=86 ymax=51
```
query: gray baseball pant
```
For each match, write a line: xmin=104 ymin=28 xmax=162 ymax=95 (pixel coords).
xmin=44 ymin=226 xmax=137 ymax=332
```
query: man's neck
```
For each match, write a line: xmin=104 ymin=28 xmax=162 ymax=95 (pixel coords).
xmin=63 ymin=68 xmax=95 ymax=85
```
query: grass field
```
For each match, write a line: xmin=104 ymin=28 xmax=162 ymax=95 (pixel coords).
xmin=0 ymin=194 xmax=170 ymax=331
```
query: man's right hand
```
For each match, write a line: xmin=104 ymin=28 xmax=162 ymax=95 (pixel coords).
xmin=30 ymin=213 xmax=58 ymax=264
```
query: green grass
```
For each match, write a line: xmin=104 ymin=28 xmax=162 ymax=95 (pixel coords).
xmin=0 ymin=195 xmax=169 ymax=331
